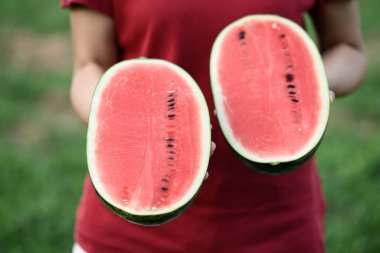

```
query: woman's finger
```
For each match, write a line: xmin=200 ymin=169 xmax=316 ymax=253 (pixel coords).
xmin=204 ymin=171 xmax=209 ymax=181
xmin=210 ymin=141 xmax=216 ymax=156
xmin=329 ymin=90 xmax=335 ymax=104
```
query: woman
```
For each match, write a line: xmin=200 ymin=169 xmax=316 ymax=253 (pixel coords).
xmin=62 ymin=0 xmax=366 ymax=252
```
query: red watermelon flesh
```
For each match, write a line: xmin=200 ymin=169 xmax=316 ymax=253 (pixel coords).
xmin=210 ymin=15 xmax=329 ymax=171
xmin=87 ymin=59 xmax=210 ymax=224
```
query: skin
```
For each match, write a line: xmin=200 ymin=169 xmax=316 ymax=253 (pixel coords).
xmin=311 ymin=0 xmax=367 ymax=99
xmin=69 ymin=6 xmax=117 ymax=123
xmin=68 ymin=1 xmax=366 ymax=154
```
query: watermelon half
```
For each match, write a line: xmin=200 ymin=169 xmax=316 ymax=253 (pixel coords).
xmin=87 ymin=59 xmax=211 ymax=225
xmin=210 ymin=15 xmax=330 ymax=174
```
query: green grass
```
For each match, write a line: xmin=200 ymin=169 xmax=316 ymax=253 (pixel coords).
xmin=0 ymin=1 xmax=82 ymax=251
xmin=0 ymin=0 xmax=69 ymax=34
xmin=0 ymin=68 xmax=86 ymax=251
xmin=0 ymin=0 xmax=379 ymax=252
xmin=317 ymin=66 xmax=380 ymax=252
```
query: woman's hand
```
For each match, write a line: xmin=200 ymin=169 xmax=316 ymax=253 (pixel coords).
xmin=205 ymin=124 xmax=216 ymax=180
xmin=330 ymin=90 xmax=335 ymax=104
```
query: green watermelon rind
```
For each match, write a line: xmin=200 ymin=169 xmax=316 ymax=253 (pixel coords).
xmin=87 ymin=58 xmax=211 ymax=225
xmin=210 ymin=15 xmax=330 ymax=174
xmin=234 ymin=134 xmax=324 ymax=175
xmin=94 ymin=185 xmax=196 ymax=226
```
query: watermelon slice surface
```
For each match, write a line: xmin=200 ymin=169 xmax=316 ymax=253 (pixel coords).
xmin=87 ymin=59 xmax=211 ymax=225
xmin=210 ymin=15 xmax=330 ymax=174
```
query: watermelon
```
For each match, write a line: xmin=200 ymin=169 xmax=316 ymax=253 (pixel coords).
xmin=210 ymin=15 xmax=330 ymax=174
xmin=87 ymin=59 xmax=211 ymax=225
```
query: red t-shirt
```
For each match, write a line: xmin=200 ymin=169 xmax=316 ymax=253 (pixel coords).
xmin=62 ymin=1 xmax=329 ymax=252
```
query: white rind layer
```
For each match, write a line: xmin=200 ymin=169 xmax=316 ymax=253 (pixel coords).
xmin=87 ymin=58 xmax=211 ymax=216
xmin=210 ymin=15 xmax=330 ymax=164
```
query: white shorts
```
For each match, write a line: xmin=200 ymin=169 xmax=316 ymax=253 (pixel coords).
xmin=72 ymin=243 xmax=87 ymax=253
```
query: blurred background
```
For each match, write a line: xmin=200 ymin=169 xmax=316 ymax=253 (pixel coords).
xmin=0 ymin=1 xmax=379 ymax=252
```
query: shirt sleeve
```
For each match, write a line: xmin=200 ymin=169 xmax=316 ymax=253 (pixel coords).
xmin=323 ymin=0 xmax=353 ymax=3
xmin=60 ymin=0 xmax=113 ymax=17
xmin=309 ymin=0 xmax=352 ymax=15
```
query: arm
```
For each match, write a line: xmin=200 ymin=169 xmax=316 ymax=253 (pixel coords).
xmin=311 ymin=0 xmax=367 ymax=98
xmin=69 ymin=6 xmax=118 ymax=123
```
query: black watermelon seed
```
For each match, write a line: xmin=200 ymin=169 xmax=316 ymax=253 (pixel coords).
xmin=280 ymin=33 xmax=286 ymax=39
xmin=167 ymin=144 xmax=174 ymax=148
xmin=168 ymin=107 xmax=175 ymax=110
xmin=287 ymin=84 xmax=295 ymax=89
xmin=291 ymin=99 xmax=299 ymax=103
xmin=161 ymin=187 xmax=168 ymax=191
xmin=168 ymin=156 xmax=175 ymax=160
xmin=239 ymin=31 xmax=245 ymax=40
xmin=168 ymin=114 xmax=176 ymax=118
xmin=286 ymin=73 xmax=294 ymax=82
xmin=168 ymin=103 xmax=175 ymax=107
xmin=289 ymin=91 xmax=296 ymax=95
xmin=167 ymin=98 xmax=175 ymax=103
